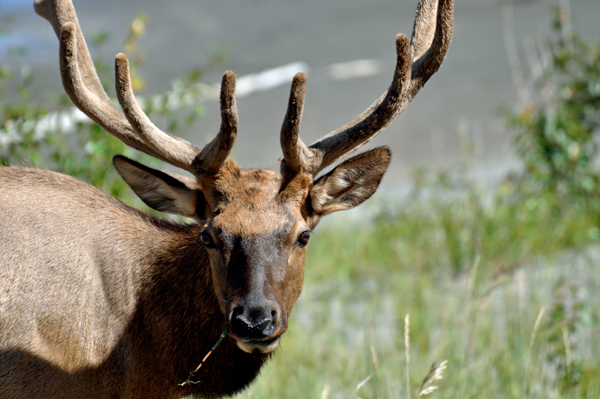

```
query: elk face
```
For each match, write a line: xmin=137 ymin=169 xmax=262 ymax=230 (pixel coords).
xmin=113 ymin=157 xmax=312 ymax=354
xmin=114 ymin=145 xmax=390 ymax=354
xmin=200 ymin=167 xmax=310 ymax=353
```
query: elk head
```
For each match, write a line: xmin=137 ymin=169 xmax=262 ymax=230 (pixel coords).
xmin=34 ymin=0 xmax=453 ymax=354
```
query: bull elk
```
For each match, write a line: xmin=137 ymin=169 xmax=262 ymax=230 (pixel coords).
xmin=0 ymin=0 xmax=453 ymax=397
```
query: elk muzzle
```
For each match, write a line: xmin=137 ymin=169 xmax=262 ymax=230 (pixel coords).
xmin=227 ymin=298 xmax=285 ymax=354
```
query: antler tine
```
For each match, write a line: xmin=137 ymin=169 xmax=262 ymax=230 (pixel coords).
xmin=116 ymin=56 xmax=238 ymax=175
xmin=280 ymin=73 xmax=313 ymax=174
xmin=192 ymin=71 xmax=239 ymax=174
xmin=410 ymin=0 xmax=439 ymax=61
xmin=408 ymin=0 xmax=454 ymax=100
xmin=34 ymin=0 xmax=165 ymax=161
xmin=289 ymin=34 xmax=412 ymax=176
xmin=115 ymin=54 xmax=203 ymax=173
xmin=282 ymin=0 xmax=453 ymax=177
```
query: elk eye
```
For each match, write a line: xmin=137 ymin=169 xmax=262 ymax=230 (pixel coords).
xmin=201 ymin=231 xmax=215 ymax=248
xmin=297 ymin=231 xmax=311 ymax=246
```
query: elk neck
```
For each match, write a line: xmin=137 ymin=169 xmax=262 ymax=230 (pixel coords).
xmin=130 ymin=221 xmax=271 ymax=398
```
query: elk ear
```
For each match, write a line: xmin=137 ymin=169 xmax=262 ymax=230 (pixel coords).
xmin=113 ymin=155 xmax=202 ymax=218
xmin=309 ymin=146 xmax=391 ymax=217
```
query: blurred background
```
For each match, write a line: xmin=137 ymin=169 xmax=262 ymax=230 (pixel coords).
xmin=2 ymin=0 xmax=600 ymax=397
xmin=3 ymin=0 xmax=598 ymax=188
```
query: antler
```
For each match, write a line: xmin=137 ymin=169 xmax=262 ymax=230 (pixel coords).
xmin=280 ymin=0 xmax=454 ymax=177
xmin=34 ymin=0 xmax=237 ymax=175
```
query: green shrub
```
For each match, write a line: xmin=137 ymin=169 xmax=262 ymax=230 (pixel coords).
xmin=508 ymin=8 xmax=600 ymax=214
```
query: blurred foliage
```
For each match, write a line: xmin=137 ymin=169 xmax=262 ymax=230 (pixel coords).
xmin=0 ymin=14 xmax=226 ymax=206
xmin=507 ymin=7 xmax=600 ymax=215
xmin=542 ymin=278 xmax=597 ymax=393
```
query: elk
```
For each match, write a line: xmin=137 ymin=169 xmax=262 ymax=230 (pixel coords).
xmin=0 ymin=0 xmax=453 ymax=397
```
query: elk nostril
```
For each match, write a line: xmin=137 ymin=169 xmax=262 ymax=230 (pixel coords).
xmin=230 ymin=306 xmax=277 ymax=341
xmin=256 ymin=316 xmax=272 ymax=328
xmin=261 ymin=320 xmax=275 ymax=337
xmin=232 ymin=306 xmax=244 ymax=320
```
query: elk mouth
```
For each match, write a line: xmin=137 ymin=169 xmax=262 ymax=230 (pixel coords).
xmin=233 ymin=335 xmax=281 ymax=354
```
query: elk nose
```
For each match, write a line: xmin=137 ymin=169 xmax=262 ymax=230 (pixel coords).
xmin=230 ymin=305 xmax=277 ymax=341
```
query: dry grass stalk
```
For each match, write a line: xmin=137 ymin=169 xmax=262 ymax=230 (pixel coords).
xmin=562 ymin=325 xmax=572 ymax=374
xmin=417 ymin=360 xmax=448 ymax=398
xmin=370 ymin=345 xmax=379 ymax=373
xmin=404 ymin=314 xmax=411 ymax=399
xmin=526 ymin=306 xmax=546 ymax=373
xmin=525 ymin=306 xmax=546 ymax=394
xmin=349 ymin=375 xmax=371 ymax=399
xmin=320 ymin=383 xmax=330 ymax=399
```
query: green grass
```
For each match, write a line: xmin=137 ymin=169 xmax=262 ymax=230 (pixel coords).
xmin=231 ymin=188 xmax=600 ymax=399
